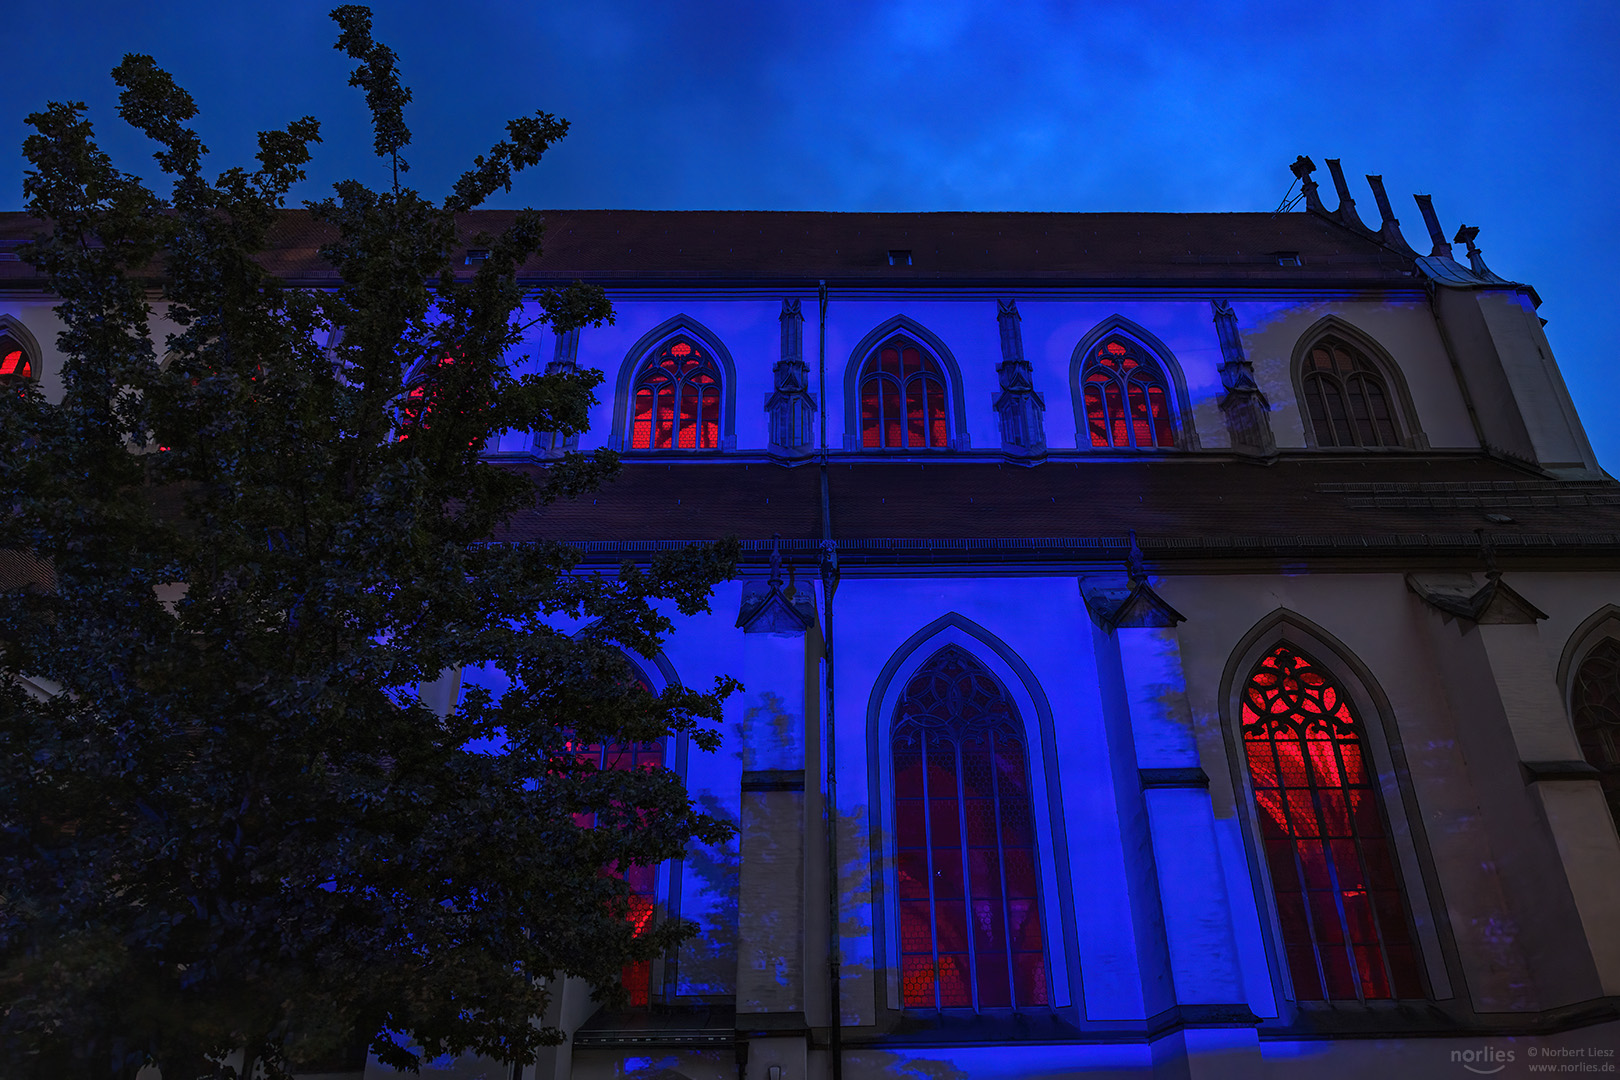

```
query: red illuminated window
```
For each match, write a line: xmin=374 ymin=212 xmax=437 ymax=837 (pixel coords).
xmin=631 ymin=337 xmax=721 ymax=450
xmin=397 ymin=355 xmax=457 ymax=441
xmin=0 ymin=335 xmax=33 ymax=385
xmin=1572 ymin=639 xmax=1620 ymax=830
xmin=1081 ymin=337 xmax=1175 ymax=449
xmin=1241 ymin=645 xmax=1423 ymax=1002
xmin=893 ymin=646 xmax=1047 ymax=1010
xmin=573 ymin=732 xmax=665 ymax=1006
xmin=859 ymin=337 xmax=949 ymax=449
xmin=1301 ymin=338 xmax=1401 ymax=447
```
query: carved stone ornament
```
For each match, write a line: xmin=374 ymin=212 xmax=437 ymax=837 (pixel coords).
xmin=1080 ymin=533 xmax=1186 ymax=632
xmin=737 ymin=535 xmax=817 ymax=634
xmin=766 ymin=298 xmax=816 ymax=457
xmin=991 ymin=300 xmax=1046 ymax=458
xmin=534 ymin=324 xmax=582 ymax=456
xmin=1210 ymin=299 xmax=1274 ymax=454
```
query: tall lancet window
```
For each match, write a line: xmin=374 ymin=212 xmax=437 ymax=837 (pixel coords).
xmin=1300 ymin=337 xmax=1401 ymax=447
xmin=630 ymin=336 xmax=721 ymax=449
xmin=1571 ymin=638 xmax=1620 ymax=830
xmin=569 ymin=679 xmax=665 ymax=1007
xmin=1081 ymin=337 xmax=1176 ymax=448
xmin=1241 ymin=645 xmax=1423 ymax=1001
xmin=892 ymin=646 xmax=1047 ymax=1009
xmin=860 ymin=336 xmax=949 ymax=448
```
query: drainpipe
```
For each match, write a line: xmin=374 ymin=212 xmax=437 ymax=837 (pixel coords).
xmin=816 ymin=280 xmax=842 ymax=1080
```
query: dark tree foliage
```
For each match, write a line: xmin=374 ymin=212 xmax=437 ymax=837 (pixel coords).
xmin=0 ymin=9 xmax=739 ymax=1078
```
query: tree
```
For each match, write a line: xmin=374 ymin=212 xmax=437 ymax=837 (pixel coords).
xmin=0 ymin=8 xmax=739 ymax=1077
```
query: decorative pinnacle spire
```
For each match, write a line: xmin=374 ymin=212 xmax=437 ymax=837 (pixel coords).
xmin=1365 ymin=174 xmax=1417 ymax=255
xmin=768 ymin=532 xmax=783 ymax=589
xmin=1324 ymin=159 xmax=1369 ymax=232
xmin=1290 ymin=156 xmax=1324 ymax=213
xmin=1475 ymin=527 xmax=1500 ymax=582
xmin=1126 ymin=530 xmax=1147 ymax=586
xmin=1413 ymin=194 xmax=1453 ymax=258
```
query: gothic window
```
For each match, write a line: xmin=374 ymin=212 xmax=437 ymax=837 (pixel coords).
xmin=860 ymin=336 xmax=949 ymax=449
xmin=1081 ymin=337 xmax=1175 ymax=448
xmin=892 ymin=646 xmax=1047 ymax=1010
xmin=1300 ymin=337 xmax=1401 ymax=448
xmin=1572 ymin=639 xmax=1620 ymax=830
xmin=631 ymin=337 xmax=721 ymax=450
xmin=1240 ymin=645 xmax=1423 ymax=1002
xmin=397 ymin=355 xmax=455 ymax=441
xmin=0 ymin=333 xmax=34 ymax=386
xmin=573 ymin=731 xmax=665 ymax=1007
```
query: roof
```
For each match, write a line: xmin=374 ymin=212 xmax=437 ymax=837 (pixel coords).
xmin=0 ymin=208 xmax=1421 ymax=288
xmin=493 ymin=454 xmax=1620 ymax=565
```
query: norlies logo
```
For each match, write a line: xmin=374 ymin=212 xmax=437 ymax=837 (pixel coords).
xmin=1453 ymin=1046 xmax=1516 ymax=1075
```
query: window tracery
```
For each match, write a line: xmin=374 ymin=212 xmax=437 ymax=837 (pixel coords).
xmin=859 ymin=336 xmax=949 ymax=449
xmin=892 ymin=645 xmax=1047 ymax=1010
xmin=630 ymin=336 xmax=721 ymax=450
xmin=572 ymin=730 xmax=665 ymax=1006
xmin=1081 ymin=337 xmax=1175 ymax=448
xmin=1300 ymin=337 xmax=1401 ymax=448
xmin=0 ymin=333 xmax=34 ymax=385
xmin=1572 ymin=638 xmax=1620 ymax=830
xmin=1240 ymin=645 xmax=1423 ymax=1002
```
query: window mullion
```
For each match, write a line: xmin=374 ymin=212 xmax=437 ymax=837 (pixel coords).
xmin=954 ymin=732 xmax=976 ymax=1011
xmin=990 ymin=727 xmax=1018 ymax=1008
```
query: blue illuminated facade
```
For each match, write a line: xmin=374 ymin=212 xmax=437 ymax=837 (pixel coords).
xmin=4 ymin=160 xmax=1620 ymax=1078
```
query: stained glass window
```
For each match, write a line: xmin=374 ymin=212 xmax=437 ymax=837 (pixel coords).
xmin=631 ymin=337 xmax=721 ymax=450
xmin=397 ymin=355 xmax=456 ymax=441
xmin=1081 ymin=338 xmax=1175 ymax=448
xmin=893 ymin=646 xmax=1047 ymax=1010
xmin=0 ymin=335 xmax=33 ymax=384
xmin=573 ymin=731 xmax=665 ymax=1006
xmin=1301 ymin=338 xmax=1401 ymax=448
xmin=1572 ymin=638 xmax=1620 ymax=830
xmin=859 ymin=336 xmax=949 ymax=449
xmin=1241 ymin=645 xmax=1423 ymax=1002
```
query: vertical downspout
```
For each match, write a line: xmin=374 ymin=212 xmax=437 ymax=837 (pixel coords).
xmin=816 ymin=280 xmax=842 ymax=1080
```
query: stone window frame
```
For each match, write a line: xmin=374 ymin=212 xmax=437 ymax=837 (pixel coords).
xmin=842 ymin=315 xmax=971 ymax=451
xmin=864 ymin=612 xmax=1079 ymax=1019
xmin=610 ymin=314 xmax=738 ymax=453
xmin=1289 ymin=316 xmax=1428 ymax=451
xmin=1067 ymin=315 xmax=1200 ymax=451
xmin=0 ymin=314 xmax=43 ymax=386
xmin=1217 ymin=610 xmax=1453 ymax=1022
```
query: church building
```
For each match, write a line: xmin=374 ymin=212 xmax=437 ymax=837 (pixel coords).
xmin=3 ymin=157 xmax=1619 ymax=1079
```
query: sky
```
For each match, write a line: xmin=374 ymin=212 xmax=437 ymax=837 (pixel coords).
xmin=5 ymin=0 xmax=1619 ymax=468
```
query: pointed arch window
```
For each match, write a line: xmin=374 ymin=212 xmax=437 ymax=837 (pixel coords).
xmin=892 ymin=646 xmax=1047 ymax=1010
xmin=0 ymin=333 xmax=34 ymax=386
xmin=1241 ymin=645 xmax=1423 ymax=1002
xmin=860 ymin=336 xmax=949 ymax=449
xmin=1301 ymin=337 xmax=1401 ymax=448
xmin=631 ymin=336 xmax=721 ymax=450
xmin=572 ymin=729 xmax=665 ymax=1006
xmin=1572 ymin=638 xmax=1620 ymax=830
xmin=1081 ymin=337 xmax=1175 ymax=448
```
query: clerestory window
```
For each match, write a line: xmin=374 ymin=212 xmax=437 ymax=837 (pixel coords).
xmin=630 ymin=337 xmax=721 ymax=450
xmin=892 ymin=645 xmax=1047 ymax=1010
xmin=1240 ymin=645 xmax=1423 ymax=1002
xmin=1081 ymin=336 xmax=1176 ymax=449
xmin=859 ymin=336 xmax=949 ymax=449
xmin=0 ymin=333 xmax=34 ymax=386
xmin=1300 ymin=337 xmax=1401 ymax=448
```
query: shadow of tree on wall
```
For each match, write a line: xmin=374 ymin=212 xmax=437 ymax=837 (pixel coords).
xmin=671 ymin=792 xmax=739 ymax=998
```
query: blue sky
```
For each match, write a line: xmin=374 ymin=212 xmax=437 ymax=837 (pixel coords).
xmin=7 ymin=0 xmax=1619 ymax=467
